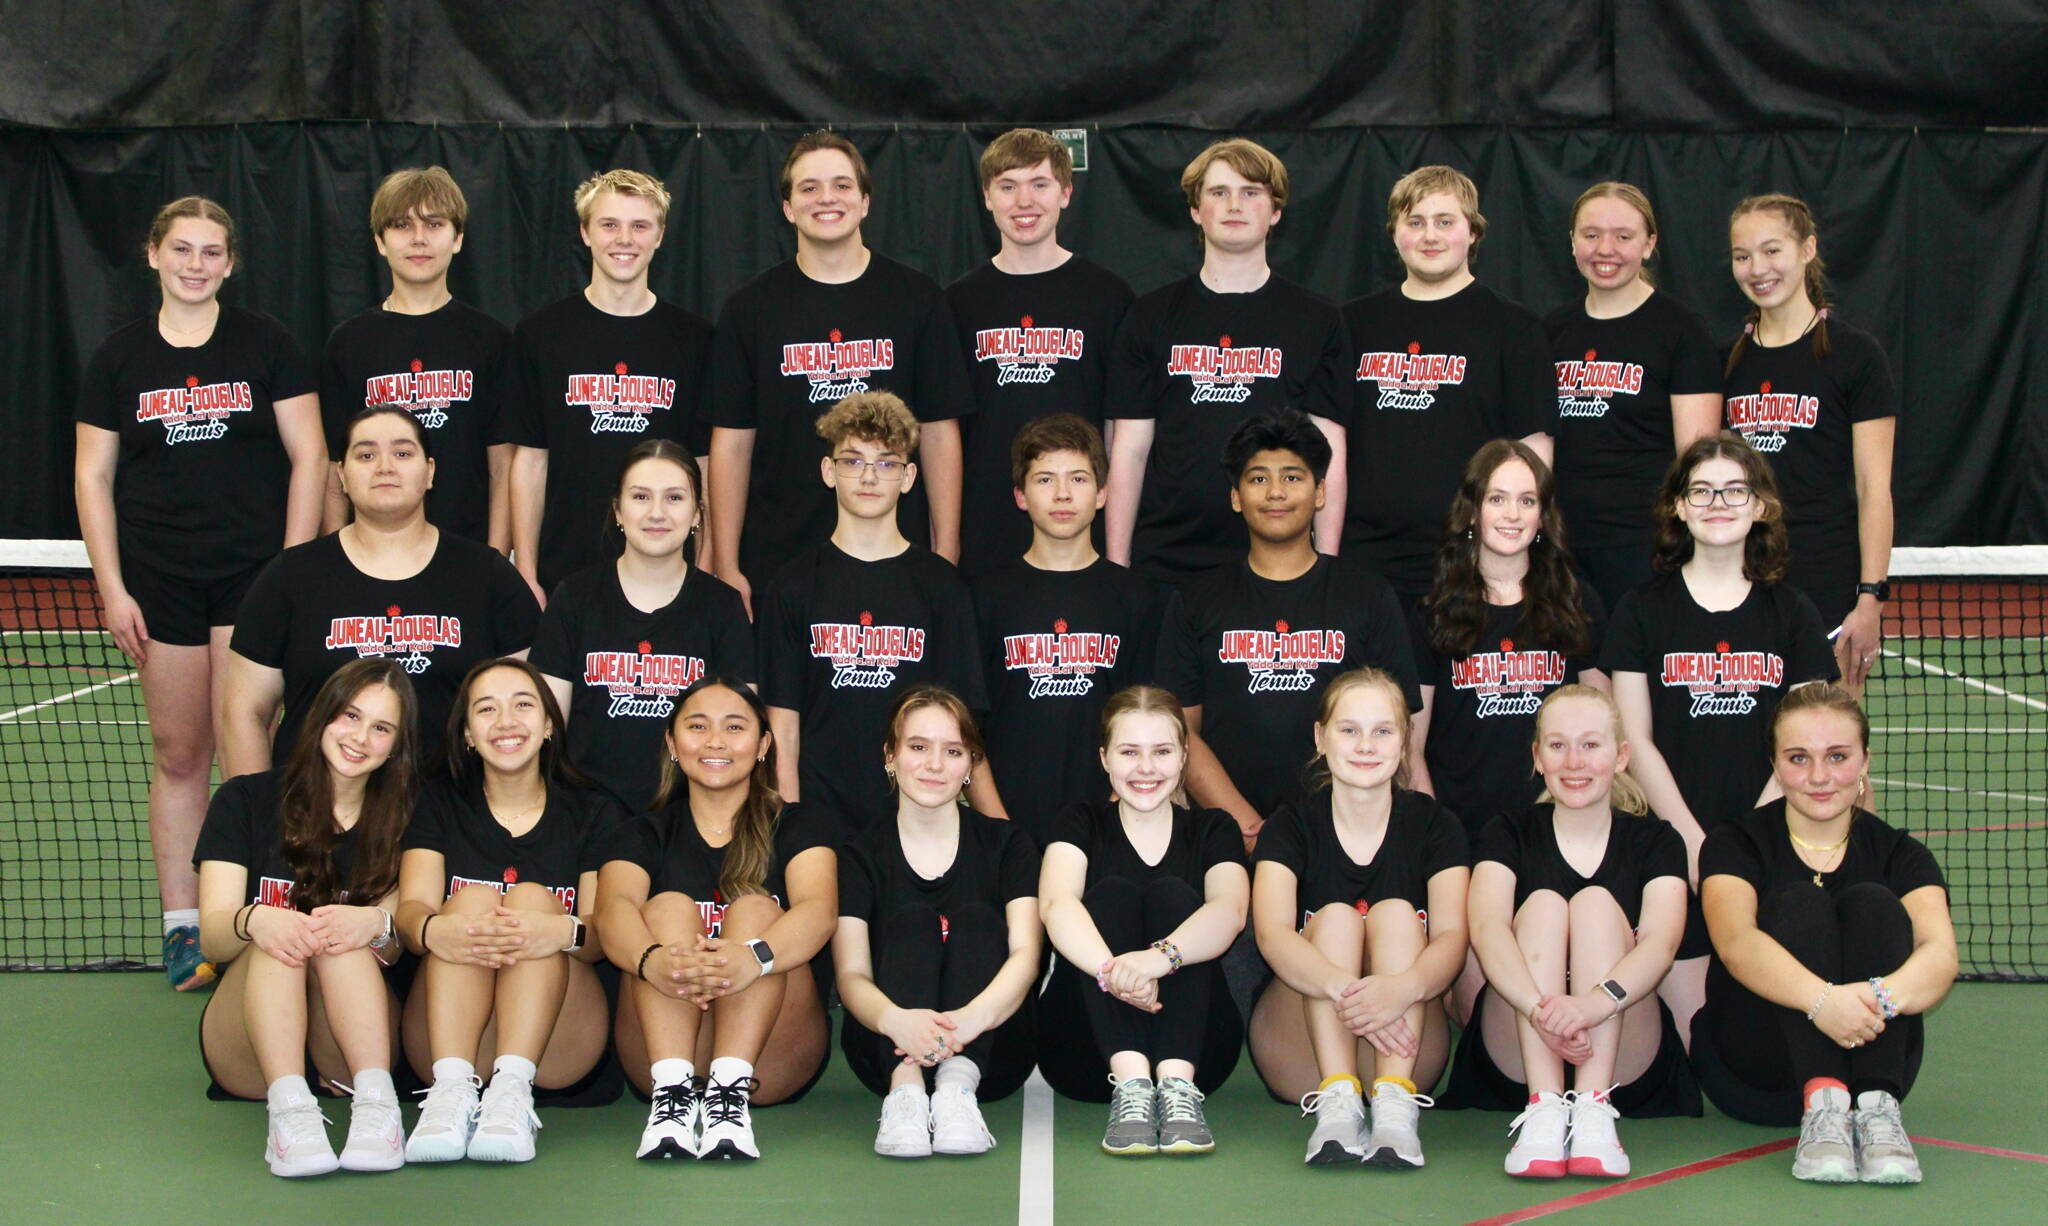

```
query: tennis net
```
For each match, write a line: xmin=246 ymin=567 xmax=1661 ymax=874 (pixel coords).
xmin=3 ymin=540 xmax=2044 ymax=976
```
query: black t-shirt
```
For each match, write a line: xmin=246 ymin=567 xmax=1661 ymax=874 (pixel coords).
xmin=1158 ymin=556 xmax=1420 ymax=818
xmin=1410 ymin=593 xmax=1606 ymax=837
xmin=1254 ymin=788 xmax=1468 ymax=922
xmin=321 ymin=300 xmax=512 ymax=545
xmin=838 ymin=809 xmax=1040 ymax=923
xmin=1545 ymin=292 xmax=1722 ymax=549
xmin=1048 ymin=801 xmax=1248 ymax=892
xmin=606 ymin=798 xmax=838 ymax=937
xmin=757 ymin=542 xmax=987 ymax=834
xmin=1599 ymin=572 xmax=1838 ymax=831
xmin=1476 ymin=804 xmax=1687 ymax=927
xmin=193 ymin=769 xmax=360 ymax=909
xmin=972 ymin=558 xmax=1162 ymax=842
xmin=945 ymin=256 xmax=1134 ymax=577
xmin=231 ymin=532 xmax=541 ymax=765
xmin=74 ymin=305 xmax=317 ymax=579
xmin=403 ymin=775 xmax=623 ymax=912
xmin=706 ymin=256 xmax=974 ymax=582
xmin=530 ymin=562 xmax=757 ymax=813
xmin=501 ymin=294 xmax=713 ymax=591
xmin=1342 ymin=283 xmax=1554 ymax=592
xmin=1106 ymin=274 xmax=1351 ymax=585
xmin=1721 ymin=321 xmax=1897 ymax=619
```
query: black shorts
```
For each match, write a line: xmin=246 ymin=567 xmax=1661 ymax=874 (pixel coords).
xmin=1438 ymin=988 xmax=1701 ymax=1118
xmin=121 ymin=554 xmax=266 ymax=648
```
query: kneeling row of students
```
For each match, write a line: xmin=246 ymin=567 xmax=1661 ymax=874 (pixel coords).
xmin=194 ymin=656 xmax=1953 ymax=1187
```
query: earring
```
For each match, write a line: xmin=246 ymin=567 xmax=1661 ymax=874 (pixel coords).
xmin=884 ymin=765 xmax=896 ymax=780
xmin=1464 ymin=527 xmax=1474 ymax=540
xmin=1534 ymin=529 xmax=1544 ymax=543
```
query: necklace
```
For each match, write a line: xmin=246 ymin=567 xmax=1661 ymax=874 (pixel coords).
xmin=1788 ymin=823 xmax=1851 ymax=885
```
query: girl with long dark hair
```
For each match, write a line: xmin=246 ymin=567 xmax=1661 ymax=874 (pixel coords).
xmin=194 ymin=658 xmax=420 ymax=1176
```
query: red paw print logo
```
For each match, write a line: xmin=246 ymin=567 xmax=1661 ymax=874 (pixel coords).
xmin=829 ymin=328 xmax=843 ymax=344
xmin=1353 ymin=899 xmax=1371 ymax=916
xmin=614 ymin=362 xmax=629 ymax=376
xmin=502 ymin=867 xmax=518 ymax=885
xmin=1053 ymin=618 xmax=1068 ymax=634
xmin=1407 ymin=341 xmax=1421 ymax=355
xmin=858 ymin=610 xmax=873 ymax=627
xmin=1716 ymin=640 xmax=1732 ymax=655
xmin=386 ymin=605 xmax=402 ymax=618
xmin=1500 ymin=638 xmax=1516 ymax=653
xmin=1218 ymin=334 xmax=1233 ymax=348
xmin=1584 ymin=348 xmax=1598 ymax=363
xmin=1275 ymin=619 xmax=1290 ymax=634
xmin=637 ymin=640 xmax=653 ymax=656
xmin=410 ymin=358 xmax=424 ymax=373
xmin=1020 ymin=315 xmax=1034 ymax=329
xmin=185 ymin=375 xmax=199 ymax=388
xmin=1759 ymin=381 xmax=1772 ymax=396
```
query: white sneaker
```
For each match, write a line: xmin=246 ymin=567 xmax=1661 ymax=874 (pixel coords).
xmin=1364 ymin=1080 xmax=1434 ymax=1168
xmin=930 ymin=1084 xmax=996 ymax=1155
xmin=1505 ymin=1091 xmax=1570 ymax=1178
xmin=1792 ymin=1085 xmax=1856 ymax=1183
xmin=637 ymin=1079 xmax=703 ymax=1160
xmin=1853 ymin=1090 xmax=1921 ymax=1185
xmin=265 ymin=1098 xmax=340 ymax=1178
xmin=875 ymin=1084 xmax=933 ymax=1158
xmin=338 ymin=1087 xmax=405 ymax=1173
xmin=404 ymin=1075 xmax=481 ymax=1163
xmin=699 ymin=1074 xmax=761 ymax=1160
xmin=1298 ymin=1081 xmax=1367 ymax=1164
xmin=1565 ymin=1089 xmax=1629 ymax=1177
xmin=465 ymin=1075 xmax=540 ymax=1162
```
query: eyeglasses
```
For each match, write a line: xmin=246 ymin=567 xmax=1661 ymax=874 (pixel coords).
xmin=1683 ymin=484 xmax=1754 ymax=508
xmin=832 ymin=457 xmax=909 ymax=481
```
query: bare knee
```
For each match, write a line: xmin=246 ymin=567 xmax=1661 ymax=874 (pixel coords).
xmin=443 ymin=882 xmax=504 ymax=915
xmin=503 ymin=880 xmax=565 ymax=914
xmin=720 ymin=893 xmax=785 ymax=938
xmin=1567 ymin=886 xmax=1626 ymax=929
xmin=643 ymin=892 xmax=706 ymax=940
xmin=150 ymin=726 xmax=214 ymax=781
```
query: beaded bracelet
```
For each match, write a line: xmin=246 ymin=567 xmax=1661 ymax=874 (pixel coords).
xmin=1150 ymin=939 xmax=1184 ymax=975
xmin=232 ymin=903 xmax=256 ymax=943
xmin=636 ymin=942 xmax=663 ymax=983
xmin=1805 ymin=982 xmax=1833 ymax=1021
xmin=1096 ymin=960 xmax=1113 ymax=993
xmin=1868 ymin=977 xmax=1900 ymax=1020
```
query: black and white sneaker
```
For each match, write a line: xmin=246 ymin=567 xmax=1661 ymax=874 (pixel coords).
xmin=637 ymin=1078 xmax=704 ymax=1160
xmin=698 ymin=1075 xmax=761 ymax=1160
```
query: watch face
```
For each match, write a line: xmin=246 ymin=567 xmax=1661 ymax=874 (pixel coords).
xmin=751 ymin=939 xmax=775 ymax=966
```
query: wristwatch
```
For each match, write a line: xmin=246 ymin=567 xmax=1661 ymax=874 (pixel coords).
xmin=562 ymin=917 xmax=587 ymax=954
xmin=368 ymin=908 xmax=397 ymax=956
xmin=745 ymin=938 xmax=776 ymax=976
xmin=1597 ymin=978 xmax=1628 ymax=1007
xmin=1856 ymin=581 xmax=1891 ymax=602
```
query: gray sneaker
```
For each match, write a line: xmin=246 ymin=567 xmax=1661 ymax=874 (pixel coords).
xmin=1101 ymin=1076 xmax=1157 ymax=1156
xmin=1791 ymin=1086 xmax=1856 ymax=1183
xmin=1853 ymin=1090 xmax=1922 ymax=1184
xmin=1155 ymin=1077 xmax=1214 ymax=1154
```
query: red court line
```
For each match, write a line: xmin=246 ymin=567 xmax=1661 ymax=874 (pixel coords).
xmin=1462 ymin=1138 xmax=1794 ymax=1226
xmin=1913 ymin=1135 xmax=2048 ymax=1164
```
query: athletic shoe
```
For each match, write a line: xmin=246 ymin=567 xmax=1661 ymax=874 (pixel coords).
xmin=265 ymin=1099 xmax=340 ymax=1178
xmin=1791 ymin=1085 xmax=1856 ymax=1183
xmin=1364 ymin=1081 xmax=1434 ymax=1168
xmin=163 ymin=926 xmax=215 ymax=992
xmin=338 ymin=1086 xmax=405 ymax=1172
xmin=637 ymin=1079 xmax=703 ymax=1160
xmin=466 ymin=1074 xmax=540 ymax=1162
xmin=1565 ymin=1089 xmax=1629 ymax=1177
xmin=1298 ymin=1081 xmax=1367 ymax=1165
xmin=930 ymin=1083 xmax=996 ymax=1155
xmin=1101 ymin=1076 xmax=1157 ymax=1156
xmin=875 ymin=1084 xmax=933 ymax=1158
xmin=404 ymin=1074 xmax=482 ymax=1163
xmin=1505 ymin=1091 xmax=1570 ymax=1178
xmin=1852 ymin=1090 xmax=1922 ymax=1184
xmin=1155 ymin=1077 xmax=1214 ymax=1155
xmin=698 ymin=1074 xmax=761 ymax=1160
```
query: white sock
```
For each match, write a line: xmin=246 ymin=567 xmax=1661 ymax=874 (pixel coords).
xmin=350 ymin=1068 xmax=395 ymax=1100
xmin=650 ymin=1058 xmax=694 ymax=1089
xmin=707 ymin=1056 xmax=754 ymax=1087
xmin=1856 ymin=1090 xmax=1895 ymax=1111
xmin=266 ymin=1075 xmax=313 ymax=1109
xmin=934 ymin=1056 xmax=981 ymax=1093
xmin=163 ymin=909 xmax=198 ymax=936
xmin=492 ymin=1054 xmax=537 ymax=1086
xmin=431 ymin=1057 xmax=476 ymax=1086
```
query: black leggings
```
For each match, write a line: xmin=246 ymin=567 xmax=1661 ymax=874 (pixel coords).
xmin=1037 ymin=873 xmax=1243 ymax=1103
xmin=840 ymin=899 xmax=1036 ymax=1101
xmin=1696 ymin=880 xmax=1923 ymax=1126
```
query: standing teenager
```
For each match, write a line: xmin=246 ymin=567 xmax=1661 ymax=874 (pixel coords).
xmin=75 ymin=196 xmax=327 ymax=987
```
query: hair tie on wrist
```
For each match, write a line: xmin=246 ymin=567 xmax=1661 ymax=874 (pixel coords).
xmin=636 ymin=942 xmax=663 ymax=983
xmin=233 ymin=903 xmax=255 ymax=943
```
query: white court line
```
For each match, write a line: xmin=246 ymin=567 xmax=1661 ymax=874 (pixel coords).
xmin=1882 ymin=647 xmax=2048 ymax=712
xmin=1017 ymin=1069 xmax=1054 ymax=1226
xmin=1871 ymin=726 xmax=2044 ymax=734
xmin=0 ymin=671 xmax=138 ymax=724
xmin=1873 ymin=776 xmax=2047 ymax=806
xmin=1 ymin=718 xmax=148 ymax=725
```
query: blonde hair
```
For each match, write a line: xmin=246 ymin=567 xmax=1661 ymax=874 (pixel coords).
xmin=574 ymin=168 xmax=671 ymax=227
xmin=816 ymin=390 xmax=919 ymax=455
xmin=146 ymin=196 xmax=236 ymax=262
xmin=1385 ymin=165 xmax=1487 ymax=248
xmin=1769 ymin=682 xmax=1870 ymax=754
xmin=1531 ymin=685 xmax=1648 ymax=815
xmin=1570 ymin=181 xmax=1658 ymax=286
xmin=1099 ymin=685 xmax=1189 ymax=752
xmin=1305 ymin=668 xmax=1412 ymax=792
xmin=1180 ymin=138 xmax=1289 ymax=212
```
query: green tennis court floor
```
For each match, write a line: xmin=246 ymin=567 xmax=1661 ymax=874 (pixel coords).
xmin=1 ymin=975 xmax=2043 ymax=1225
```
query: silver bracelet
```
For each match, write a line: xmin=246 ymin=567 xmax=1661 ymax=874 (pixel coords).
xmin=1805 ymin=982 xmax=1832 ymax=1021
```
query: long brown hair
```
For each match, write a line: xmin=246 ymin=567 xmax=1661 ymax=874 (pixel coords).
xmin=1650 ymin=432 xmax=1790 ymax=585
xmin=277 ymin=659 xmax=420 ymax=909
xmin=1424 ymin=439 xmax=1591 ymax=659
xmin=1530 ymin=685 xmax=1649 ymax=816
xmin=1304 ymin=668 xmax=1413 ymax=793
xmin=651 ymin=677 xmax=783 ymax=901
xmin=443 ymin=656 xmax=591 ymax=790
xmin=1724 ymin=193 xmax=1833 ymax=376
xmin=604 ymin=437 xmax=701 ymax=565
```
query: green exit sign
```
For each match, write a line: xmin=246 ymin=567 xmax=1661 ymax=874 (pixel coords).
xmin=1053 ymin=128 xmax=1089 ymax=172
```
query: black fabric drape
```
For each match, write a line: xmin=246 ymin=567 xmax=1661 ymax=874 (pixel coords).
xmin=5 ymin=122 xmax=2041 ymax=544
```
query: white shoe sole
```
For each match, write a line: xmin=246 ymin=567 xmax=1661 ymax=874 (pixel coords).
xmin=338 ymin=1147 xmax=404 ymax=1172
xmin=1793 ymin=1156 xmax=1857 ymax=1183
xmin=268 ymin=1152 xmax=341 ymax=1178
xmin=403 ymin=1130 xmax=470 ymax=1163
xmin=466 ymin=1134 xmax=536 ymax=1163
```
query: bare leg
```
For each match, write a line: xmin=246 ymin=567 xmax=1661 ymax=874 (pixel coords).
xmin=489 ymin=882 xmax=573 ymax=1063
xmin=1564 ymin=888 xmax=1637 ymax=1092
xmin=137 ymin=641 xmax=217 ymax=913
xmin=706 ymin=895 xmax=788 ymax=1065
xmin=618 ymin=892 xmax=707 ymax=1094
xmin=1658 ymin=956 xmax=1706 ymax=1053
xmin=401 ymin=883 xmax=504 ymax=1079
xmin=311 ymin=948 xmax=395 ymax=1078
xmin=1361 ymin=901 xmax=1429 ymax=1086
xmin=1506 ymin=890 xmax=1568 ymax=1096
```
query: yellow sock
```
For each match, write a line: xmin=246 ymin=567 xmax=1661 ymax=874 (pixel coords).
xmin=1372 ymin=1075 xmax=1418 ymax=1096
xmin=1318 ymin=1074 xmax=1364 ymax=1096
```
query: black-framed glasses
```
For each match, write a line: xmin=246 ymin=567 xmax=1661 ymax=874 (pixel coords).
xmin=1683 ymin=484 xmax=1754 ymax=507
xmin=832 ymin=456 xmax=909 ymax=481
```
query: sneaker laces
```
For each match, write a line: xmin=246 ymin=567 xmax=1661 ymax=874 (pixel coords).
xmin=1855 ymin=1098 xmax=1909 ymax=1150
xmin=272 ymin=1099 xmax=332 ymax=1147
xmin=703 ymin=1076 xmax=757 ymax=1128
xmin=1109 ymin=1079 xmax=1153 ymax=1125
xmin=648 ymin=1080 xmax=698 ymax=1128
xmin=1299 ymin=1086 xmax=1364 ymax=1122
xmin=413 ymin=1075 xmax=482 ymax=1128
xmin=474 ymin=1077 xmax=540 ymax=1137
xmin=1801 ymin=1101 xmax=1853 ymax=1149
xmin=1373 ymin=1084 xmax=1435 ymax=1129
xmin=1565 ymin=1087 xmax=1620 ymax=1143
xmin=1508 ymin=1094 xmax=1567 ymax=1139
xmin=880 ymin=1087 xmax=926 ymax=1128
xmin=1157 ymin=1078 xmax=1205 ymax=1124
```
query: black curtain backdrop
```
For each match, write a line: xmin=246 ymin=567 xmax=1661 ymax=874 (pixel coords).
xmin=4 ymin=122 xmax=2041 ymax=546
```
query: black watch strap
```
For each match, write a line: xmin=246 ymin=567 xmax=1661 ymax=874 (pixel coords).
xmin=1856 ymin=581 xmax=1891 ymax=601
